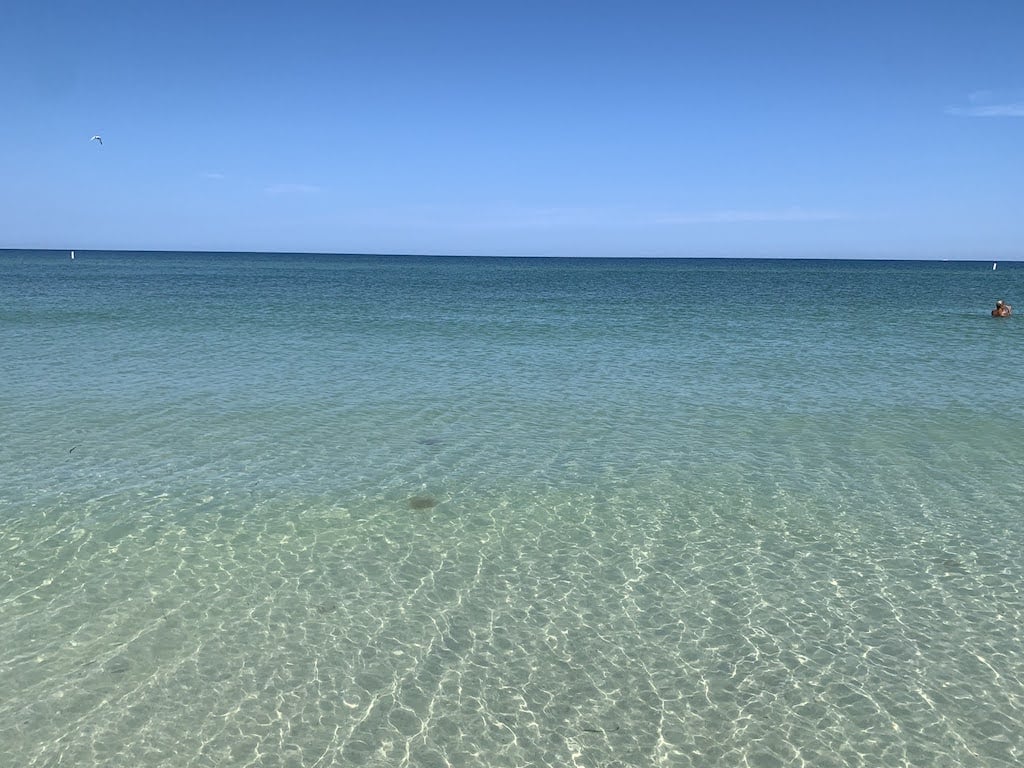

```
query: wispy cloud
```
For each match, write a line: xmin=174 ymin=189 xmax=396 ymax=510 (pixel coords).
xmin=947 ymin=90 xmax=1024 ymax=117
xmin=658 ymin=208 xmax=849 ymax=224
xmin=201 ymin=171 xmax=226 ymax=180
xmin=947 ymin=103 xmax=1024 ymax=117
xmin=264 ymin=182 xmax=322 ymax=196
xmin=322 ymin=204 xmax=850 ymax=233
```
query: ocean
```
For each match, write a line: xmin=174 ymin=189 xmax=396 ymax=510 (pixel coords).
xmin=2 ymin=251 xmax=1022 ymax=767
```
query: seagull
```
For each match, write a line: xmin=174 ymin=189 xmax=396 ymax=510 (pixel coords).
xmin=90 ymin=135 xmax=103 ymax=145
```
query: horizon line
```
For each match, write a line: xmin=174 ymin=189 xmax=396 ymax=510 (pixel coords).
xmin=1 ymin=247 xmax=1018 ymax=263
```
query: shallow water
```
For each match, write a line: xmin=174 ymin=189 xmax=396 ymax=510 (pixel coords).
xmin=2 ymin=252 xmax=1022 ymax=766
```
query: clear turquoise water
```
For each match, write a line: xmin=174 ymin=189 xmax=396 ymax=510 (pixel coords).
xmin=2 ymin=251 xmax=1022 ymax=767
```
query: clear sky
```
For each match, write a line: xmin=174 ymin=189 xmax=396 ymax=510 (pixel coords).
xmin=2 ymin=1 xmax=1022 ymax=257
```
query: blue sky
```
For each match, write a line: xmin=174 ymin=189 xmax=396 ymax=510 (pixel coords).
xmin=2 ymin=1 xmax=1022 ymax=257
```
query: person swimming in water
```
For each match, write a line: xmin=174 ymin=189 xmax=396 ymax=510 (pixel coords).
xmin=992 ymin=300 xmax=1012 ymax=317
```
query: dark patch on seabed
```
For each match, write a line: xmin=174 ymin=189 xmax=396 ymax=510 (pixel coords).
xmin=408 ymin=495 xmax=439 ymax=510
xmin=937 ymin=556 xmax=967 ymax=575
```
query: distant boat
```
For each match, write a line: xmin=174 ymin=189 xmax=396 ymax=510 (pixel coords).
xmin=70 ymin=250 xmax=75 ymax=260
xmin=993 ymin=262 xmax=997 ymax=270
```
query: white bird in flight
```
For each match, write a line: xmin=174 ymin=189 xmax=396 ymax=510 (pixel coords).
xmin=90 ymin=135 xmax=102 ymax=145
